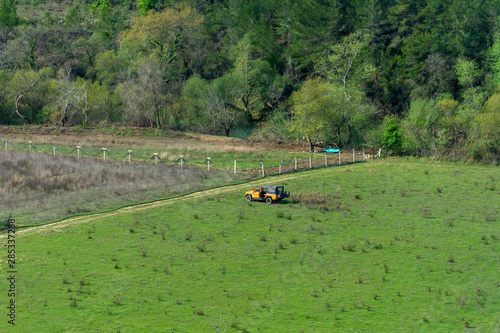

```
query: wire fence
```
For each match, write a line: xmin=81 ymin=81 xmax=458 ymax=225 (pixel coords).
xmin=1 ymin=140 xmax=368 ymax=177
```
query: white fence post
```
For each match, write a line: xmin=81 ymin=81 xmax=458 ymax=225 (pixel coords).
xmin=261 ymin=161 xmax=265 ymax=177
xmin=154 ymin=153 xmax=158 ymax=165
xmin=77 ymin=146 xmax=81 ymax=158
xmin=207 ymin=157 xmax=211 ymax=171
xmin=279 ymin=164 xmax=281 ymax=174
xmin=234 ymin=160 xmax=237 ymax=174
xmin=180 ymin=155 xmax=184 ymax=169
xmin=53 ymin=147 xmax=56 ymax=157
xmin=128 ymin=150 xmax=132 ymax=164
xmin=102 ymin=148 xmax=107 ymax=161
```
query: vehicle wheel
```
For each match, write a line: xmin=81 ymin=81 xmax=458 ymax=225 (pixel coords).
xmin=266 ymin=197 xmax=273 ymax=204
xmin=246 ymin=195 xmax=252 ymax=202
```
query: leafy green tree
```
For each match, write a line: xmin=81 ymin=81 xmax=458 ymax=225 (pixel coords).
xmin=468 ymin=111 xmax=500 ymax=162
xmin=0 ymin=0 xmax=19 ymax=28
xmin=93 ymin=50 xmax=128 ymax=88
xmin=72 ymin=33 xmax=110 ymax=74
xmin=182 ymin=74 xmax=247 ymax=136
xmin=8 ymin=67 xmax=54 ymax=124
xmin=229 ymin=34 xmax=277 ymax=119
xmin=137 ymin=0 xmax=158 ymax=16
xmin=120 ymin=5 xmax=204 ymax=67
xmin=289 ymin=78 xmax=336 ymax=151
xmin=456 ymin=57 xmax=480 ymax=90
xmin=290 ymin=78 xmax=372 ymax=150
xmin=490 ymin=31 xmax=500 ymax=89
xmin=316 ymin=31 xmax=374 ymax=91
xmin=401 ymin=98 xmax=440 ymax=156
xmin=382 ymin=117 xmax=403 ymax=155
xmin=87 ymin=81 xmax=122 ymax=125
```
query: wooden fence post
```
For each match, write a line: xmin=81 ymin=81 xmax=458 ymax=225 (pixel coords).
xmin=295 ymin=157 xmax=297 ymax=170
xmin=325 ymin=153 xmax=327 ymax=166
xmin=261 ymin=161 xmax=265 ymax=177
xmin=309 ymin=155 xmax=312 ymax=169
xmin=53 ymin=147 xmax=56 ymax=157
xmin=154 ymin=153 xmax=158 ymax=165
xmin=77 ymin=146 xmax=81 ymax=158
xmin=180 ymin=155 xmax=184 ymax=169
xmin=339 ymin=151 xmax=341 ymax=165
xmin=29 ymin=141 xmax=32 ymax=152
xmin=353 ymin=149 xmax=355 ymax=163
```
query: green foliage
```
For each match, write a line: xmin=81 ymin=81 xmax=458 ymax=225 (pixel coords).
xmin=468 ymin=108 xmax=500 ymax=162
xmin=0 ymin=0 xmax=497 ymax=162
xmin=289 ymin=78 xmax=336 ymax=148
xmin=0 ymin=0 xmax=19 ymax=28
xmin=456 ymin=57 xmax=481 ymax=90
xmin=316 ymin=31 xmax=374 ymax=91
xmin=401 ymin=98 xmax=440 ymax=156
xmin=382 ymin=117 xmax=403 ymax=155
xmin=290 ymin=79 xmax=374 ymax=149
xmin=490 ymin=32 xmax=500 ymax=88
xmin=137 ymin=0 xmax=158 ymax=16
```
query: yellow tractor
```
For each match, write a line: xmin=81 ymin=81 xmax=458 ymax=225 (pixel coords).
xmin=245 ymin=185 xmax=290 ymax=204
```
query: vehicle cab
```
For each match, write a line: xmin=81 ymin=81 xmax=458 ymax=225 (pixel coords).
xmin=245 ymin=185 xmax=290 ymax=204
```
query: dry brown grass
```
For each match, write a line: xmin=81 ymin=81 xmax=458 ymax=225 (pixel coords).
xmin=291 ymin=191 xmax=328 ymax=207
xmin=1 ymin=127 xmax=263 ymax=155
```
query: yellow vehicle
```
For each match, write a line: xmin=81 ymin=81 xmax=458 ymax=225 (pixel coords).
xmin=245 ymin=185 xmax=290 ymax=204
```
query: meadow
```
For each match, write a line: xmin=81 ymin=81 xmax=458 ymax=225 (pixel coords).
xmin=1 ymin=158 xmax=498 ymax=332
xmin=0 ymin=150 xmax=250 ymax=227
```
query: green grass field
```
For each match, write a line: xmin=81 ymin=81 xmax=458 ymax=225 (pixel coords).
xmin=1 ymin=158 xmax=499 ymax=332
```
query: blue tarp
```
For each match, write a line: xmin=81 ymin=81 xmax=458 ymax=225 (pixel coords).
xmin=323 ymin=148 xmax=340 ymax=153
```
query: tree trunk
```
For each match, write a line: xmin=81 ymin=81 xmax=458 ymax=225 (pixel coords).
xmin=307 ymin=136 xmax=314 ymax=152
xmin=15 ymin=94 xmax=31 ymax=124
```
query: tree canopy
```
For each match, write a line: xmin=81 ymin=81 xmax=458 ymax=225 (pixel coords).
xmin=0 ymin=0 xmax=498 ymax=162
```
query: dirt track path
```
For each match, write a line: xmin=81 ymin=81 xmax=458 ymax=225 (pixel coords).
xmin=1 ymin=166 xmax=342 ymax=239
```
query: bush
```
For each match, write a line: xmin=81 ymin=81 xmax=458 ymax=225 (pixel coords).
xmin=291 ymin=191 xmax=327 ymax=207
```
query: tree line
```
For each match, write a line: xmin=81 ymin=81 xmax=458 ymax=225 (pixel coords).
xmin=0 ymin=0 xmax=499 ymax=162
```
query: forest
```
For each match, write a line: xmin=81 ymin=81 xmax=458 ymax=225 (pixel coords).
xmin=0 ymin=0 xmax=499 ymax=162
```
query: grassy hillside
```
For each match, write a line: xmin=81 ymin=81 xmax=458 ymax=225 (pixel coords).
xmin=1 ymin=159 xmax=499 ymax=332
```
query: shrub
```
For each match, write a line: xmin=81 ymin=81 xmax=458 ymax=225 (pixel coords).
xmin=342 ymin=243 xmax=356 ymax=252
xmin=291 ymin=191 xmax=327 ymax=207
xmin=196 ymin=243 xmax=206 ymax=253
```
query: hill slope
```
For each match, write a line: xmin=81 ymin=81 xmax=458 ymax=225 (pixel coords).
xmin=1 ymin=159 xmax=499 ymax=332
